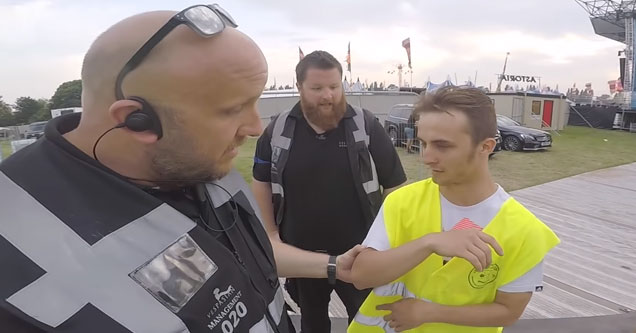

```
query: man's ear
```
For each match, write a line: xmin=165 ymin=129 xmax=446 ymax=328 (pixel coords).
xmin=108 ymin=99 xmax=158 ymax=144
xmin=481 ymin=138 xmax=496 ymax=155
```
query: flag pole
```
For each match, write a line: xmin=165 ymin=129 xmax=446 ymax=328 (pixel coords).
xmin=402 ymin=37 xmax=412 ymax=89
xmin=348 ymin=42 xmax=352 ymax=89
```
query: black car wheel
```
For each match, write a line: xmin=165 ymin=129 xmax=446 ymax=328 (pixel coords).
xmin=503 ymin=136 xmax=522 ymax=151
xmin=388 ymin=128 xmax=398 ymax=146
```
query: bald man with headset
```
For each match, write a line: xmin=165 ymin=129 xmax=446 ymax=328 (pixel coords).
xmin=0 ymin=5 xmax=362 ymax=333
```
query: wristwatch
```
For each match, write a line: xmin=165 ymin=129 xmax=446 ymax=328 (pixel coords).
xmin=327 ymin=255 xmax=337 ymax=285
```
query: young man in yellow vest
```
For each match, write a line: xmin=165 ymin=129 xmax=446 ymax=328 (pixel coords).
xmin=348 ymin=87 xmax=560 ymax=333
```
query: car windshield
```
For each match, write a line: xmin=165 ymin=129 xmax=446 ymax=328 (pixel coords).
xmin=497 ymin=116 xmax=519 ymax=126
xmin=29 ymin=123 xmax=46 ymax=131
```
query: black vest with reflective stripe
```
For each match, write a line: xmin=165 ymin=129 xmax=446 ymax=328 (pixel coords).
xmin=267 ymin=104 xmax=382 ymax=229
xmin=0 ymin=126 xmax=292 ymax=333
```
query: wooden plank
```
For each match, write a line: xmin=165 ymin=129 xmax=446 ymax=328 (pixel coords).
xmin=522 ymin=281 xmax=619 ymax=319
xmin=512 ymin=163 xmax=636 ymax=317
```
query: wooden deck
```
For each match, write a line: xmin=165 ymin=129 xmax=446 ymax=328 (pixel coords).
xmin=516 ymin=162 xmax=636 ymax=319
xmin=286 ymin=162 xmax=636 ymax=332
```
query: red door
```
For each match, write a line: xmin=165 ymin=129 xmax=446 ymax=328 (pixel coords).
xmin=542 ymin=100 xmax=553 ymax=127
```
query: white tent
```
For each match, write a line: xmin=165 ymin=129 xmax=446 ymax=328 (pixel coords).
xmin=343 ymin=78 xmax=351 ymax=92
xmin=425 ymin=79 xmax=454 ymax=93
xmin=351 ymin=78 xmax=364 ymax=92
xmin=0 ymin=127 xmax=11 ymax=139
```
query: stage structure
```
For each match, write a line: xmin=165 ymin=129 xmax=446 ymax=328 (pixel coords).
xmin=576 ymin=0 xmax=636 ymax=130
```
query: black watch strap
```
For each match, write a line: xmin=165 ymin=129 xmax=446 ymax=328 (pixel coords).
xmin=327 ymin=255 xmax=337 ymax=285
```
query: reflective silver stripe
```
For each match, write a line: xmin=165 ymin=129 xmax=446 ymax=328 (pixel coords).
xmin=206 ymin=170 xmax=246 ymax=208
xmin=271 ymin=136 xmax=291 ymax=151
xmin=352 ymin=129 xmax=368 ymax=144
xmin=249 ymin=316 xmax=275 ymax=333
xmin=353 ymin=283 xmax=431 ymax=331
xmin=208 ymin=174 xmax=285 ymax=332
xmin=351 ymin=105 xmax=370 ymax=145
xmin=270 ymin=111 xmax=292 ymax=199
xmin=268 ymin=287 xmax=285 ymax=325
xmin=351 ymin=106 xmax=379 ymax=194
xmin=248 ymin=287 xmax=284 ymax=332
xmin=271 ymin=183 xmax=284 ymax=195
xmin=207 ymin=169 xmax=272 ymax=226
xmin=271 ymin=111 xmax=292 ymax=150
xmin=351 ymin=283 xmax=403 ymax=331
xmin=374 ymin=282 xmax=416 ymax=298
xmin=353 ymin=312 xmax=396 ymax=332
xmin=0 ymin=172 xmax=193 ymax=332
xmin=208 ymin=169 xmax=270 ymax=219
xmin=363 ymin=153 xmax=380 ymax=194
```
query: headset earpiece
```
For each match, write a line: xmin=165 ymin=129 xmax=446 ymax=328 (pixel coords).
xmin=123 ymin=96 xmax=163 ymax=139
xmin=124 ymin=111 xmax=152 ymax=132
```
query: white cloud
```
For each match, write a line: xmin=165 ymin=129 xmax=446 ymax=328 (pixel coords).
xmin=457 ymin=30 xmax=621 ymax=64
xmin=0 ymin=0 xmax=627 ymax=104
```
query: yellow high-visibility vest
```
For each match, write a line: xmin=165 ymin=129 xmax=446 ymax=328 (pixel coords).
xmin=349 ymin=179 xmax=560 ymax=333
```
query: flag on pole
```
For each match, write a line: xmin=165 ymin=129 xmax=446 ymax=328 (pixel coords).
xmin=299 ymin=47 xmax=305 ymax=61
xmin=346 ymin=42 xmax=351 ymax=72
xmin=402 ymin=38 xmax=411 ymax=69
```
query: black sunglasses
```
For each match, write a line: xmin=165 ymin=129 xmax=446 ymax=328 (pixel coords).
xmin=115 ymin=4 xmax=237 ymax=100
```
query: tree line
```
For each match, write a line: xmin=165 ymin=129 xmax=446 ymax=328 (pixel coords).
xmin=0 ymin=80 xmax=82 ymax=127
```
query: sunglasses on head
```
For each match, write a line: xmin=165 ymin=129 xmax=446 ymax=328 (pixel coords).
xmin=115 ymin=4 xmax=238 ymax=100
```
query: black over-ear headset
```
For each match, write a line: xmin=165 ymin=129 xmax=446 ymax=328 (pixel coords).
xmin=92 ymin=96 xmax=162 ymax=161
xmin=90 ymin=96 xmax=240 ymax=232
xmin=122 ymin=96 xmax=164 ymax=139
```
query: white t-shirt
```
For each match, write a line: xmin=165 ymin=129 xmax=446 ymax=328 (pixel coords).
xmin=363 ymin=185 xmax=544 ymax=293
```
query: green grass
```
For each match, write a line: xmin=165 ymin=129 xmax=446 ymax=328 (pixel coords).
xmin=236 ymin=126 xmax=636 ymax=191
xmin=1 ymin=140 xmax=11 ymax=160
xmin=2 ymin=126 xmax=633 ymax=192
xmin=235 ymin=138 xmax=258 ymax=182
xmin=488 ymin=126 xmax=636 ymax=191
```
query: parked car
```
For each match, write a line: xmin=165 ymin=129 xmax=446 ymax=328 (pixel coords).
xmin=384 ymin=104 xmax=416 ymax=147
xmin=25 ymin=121 xmax=48 ymax=139
xmin=497 ymin=115 xmax=552 ymax=151
xmin=385 ymin=104 xmax=502 ymax=156
xmin=493 ymin=129 xmax=503 ymax=155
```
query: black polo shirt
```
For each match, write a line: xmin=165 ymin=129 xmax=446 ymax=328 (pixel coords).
xmin=253 ymin=103 xmax=406 ymax=254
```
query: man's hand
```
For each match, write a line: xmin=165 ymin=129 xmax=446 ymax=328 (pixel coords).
xmin=425 ymin=229 xmax=504 ymax=271
xmin=378 ymin=291 xmax=532 ymax=329
xmin=377 ymin=298 xmax=433 ymax=332
xmin=336 ymin=244 xmax=366 ymax=283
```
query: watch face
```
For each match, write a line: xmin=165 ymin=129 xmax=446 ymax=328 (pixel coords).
xmin=327 ymin=257 xmax=337 ymax=284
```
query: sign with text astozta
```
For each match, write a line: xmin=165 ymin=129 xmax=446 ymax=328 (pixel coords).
xmin=499 ymin=74 xmax=538 ymax=83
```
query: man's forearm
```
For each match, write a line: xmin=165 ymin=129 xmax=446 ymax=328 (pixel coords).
xmin=251 ymin=179 xmax=331 ymax=278
xmin=270 ymin=239 xmax=329 ymax=278
xmin=351 ymin=236 xmax=433 ymax=290
xmin=429 ymin=302 xmax=519 ymax=327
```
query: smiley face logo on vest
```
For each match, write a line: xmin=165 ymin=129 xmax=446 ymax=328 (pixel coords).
xmin=468 ymin=264 xmax=500 ymax=289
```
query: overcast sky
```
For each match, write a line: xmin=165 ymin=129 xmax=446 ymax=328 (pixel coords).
xmin=0 ymin=0 xmax=625 ymax=105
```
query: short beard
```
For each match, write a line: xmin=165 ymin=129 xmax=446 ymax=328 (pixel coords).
xmin=148 ymin=123 xmax=224 ymax=187
xmin=300 ymin=93 xmax=347 ymax=130
xmin=149 ymin=146 xmax=222 ymax=187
